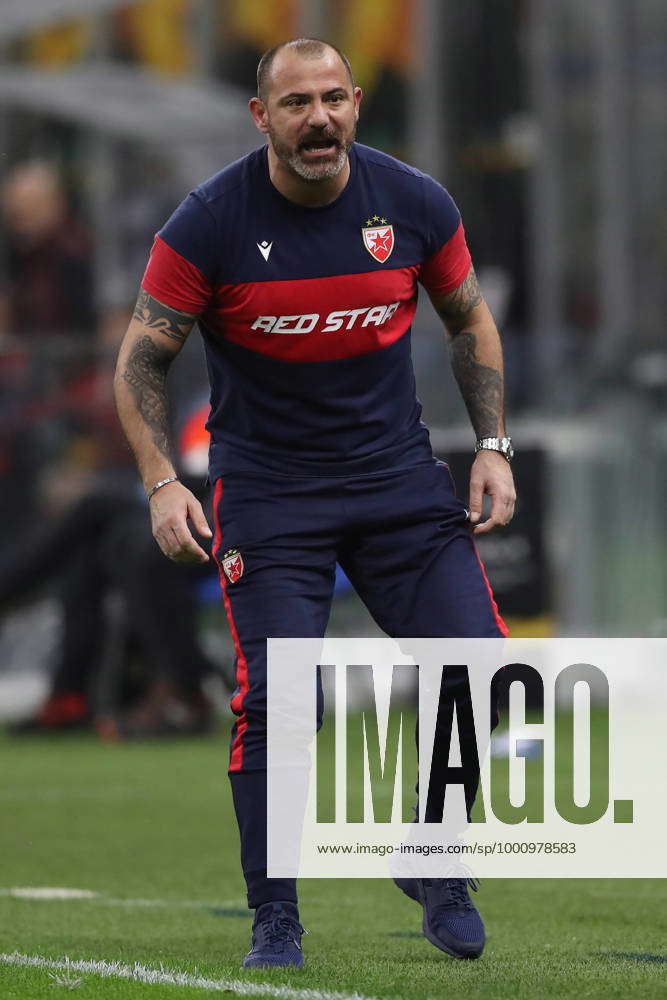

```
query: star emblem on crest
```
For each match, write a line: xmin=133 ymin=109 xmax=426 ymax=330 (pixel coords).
xmin=370 ymin=230 xmax=392 ymax=252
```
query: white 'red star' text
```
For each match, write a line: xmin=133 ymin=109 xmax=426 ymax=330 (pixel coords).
xmin=251 ymin=301 xmax=401 ymax=335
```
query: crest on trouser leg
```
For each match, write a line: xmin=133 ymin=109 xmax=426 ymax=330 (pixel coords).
xmin=222 ymin=549 xmax=244 ymax=583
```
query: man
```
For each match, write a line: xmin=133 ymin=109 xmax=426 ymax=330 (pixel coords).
xmin=114 ymin=38 xmax=515 ymax=968
xmin=0 ymin=161 xmax=96 ymax=340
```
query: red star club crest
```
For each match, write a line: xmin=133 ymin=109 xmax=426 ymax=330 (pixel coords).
xmin=362 ymin=216 xmax=395 ymax=263
xmin=222 ymin=549 xmax=244 ymax=583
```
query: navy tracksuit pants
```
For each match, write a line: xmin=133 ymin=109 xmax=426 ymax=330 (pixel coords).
xmin=212 ymin=459 xmax=506 ymax=908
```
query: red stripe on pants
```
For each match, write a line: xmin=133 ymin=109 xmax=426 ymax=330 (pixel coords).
xmin=212 ymin=478 xmax=250 ymax=771
xmin=474 ymin=547 xmax=509 ymax=637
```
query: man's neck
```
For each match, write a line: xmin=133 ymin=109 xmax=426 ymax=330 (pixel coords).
xmin=266 ymin=145 xmax=350 ymax=207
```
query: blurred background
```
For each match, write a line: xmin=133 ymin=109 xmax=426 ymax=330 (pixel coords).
xmin=0 ymin=0 xmax=665 ymax=734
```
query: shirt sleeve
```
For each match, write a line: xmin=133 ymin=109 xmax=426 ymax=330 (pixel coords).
xmin=419 ymin=176 xmax=472 ymax=297
xmin=141 ymin=192 xmax=217 ymax=314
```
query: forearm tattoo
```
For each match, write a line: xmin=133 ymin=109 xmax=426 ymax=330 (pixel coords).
xmin=436 ymin=267 xmax=483 ymax=327
xmin=449 ymin=331 xmax=504 ymax=438
xmin=122 ymin=335 xmax=172 ymax=458
xmin=132 ymin=289 xmax=194 ymax=343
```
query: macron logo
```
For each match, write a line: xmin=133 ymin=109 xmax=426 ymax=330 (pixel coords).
xmin=257 ymin=240 xmax=273 ymax=262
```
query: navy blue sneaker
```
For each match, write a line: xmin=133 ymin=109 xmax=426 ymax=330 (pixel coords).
xmin=242 ymin=901 xmax=305 ymax=969
xmin=395 ymin=877 xmax=485 ymax=959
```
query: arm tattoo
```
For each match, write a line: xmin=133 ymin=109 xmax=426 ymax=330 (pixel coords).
xmin=449 ymin=331 xmax=504 ymax=438
xmin=122 ymin=335 xmax=173 ymax=458
xmin=435 ymin=267 xmax=483 ymax=328
xmin=132 ymin=289 xmax=195 ymax=343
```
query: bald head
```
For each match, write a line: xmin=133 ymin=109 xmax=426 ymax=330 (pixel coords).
xmin=257 ymin=38 xmax=354 ymax=103
xmin=249 ymin=38 xmax=361 ymax=196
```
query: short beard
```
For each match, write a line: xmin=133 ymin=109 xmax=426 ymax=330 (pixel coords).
xmin=269 ymin=124 xmax=355 ymax=183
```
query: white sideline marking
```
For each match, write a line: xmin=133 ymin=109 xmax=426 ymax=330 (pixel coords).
xmin=0 ymin=888 xmax=244 ymax=909
xmin=0 ymin=888 xmax=99 ymax=901
xmin=0 ymin=953 xmax=382 ymax=1000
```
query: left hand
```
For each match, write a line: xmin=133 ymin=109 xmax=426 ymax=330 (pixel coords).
xmin=468 ymin=450 xmax=516 ymax=535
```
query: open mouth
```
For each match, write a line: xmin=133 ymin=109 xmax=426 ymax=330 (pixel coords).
xmin=299 ymin=138 xmax=339 ymax=157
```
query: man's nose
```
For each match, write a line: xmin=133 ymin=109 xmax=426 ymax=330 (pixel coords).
xmin=306 ymin=100 xmax=329 ymax=128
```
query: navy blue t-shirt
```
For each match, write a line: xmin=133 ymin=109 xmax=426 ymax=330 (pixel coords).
xmin=142 ymin=142 xmax=472 ymax=478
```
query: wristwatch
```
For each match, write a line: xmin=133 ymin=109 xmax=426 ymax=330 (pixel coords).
xmin=475 ymin=437 xmax=514 ymax=462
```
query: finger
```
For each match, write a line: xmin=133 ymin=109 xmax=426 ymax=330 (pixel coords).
xmin=474 ymin=489 xmax=515 ymax=534
xmin=188 ymin=499 xmax=213 ymax=539
xmin=169 ymin=523 xmax=209 ymax=563
xmin=154 ymin=517 xmax=197 ymax=561
xmin=469 ymin=477 xmax=484 ymax=524
xmin=473 ymin=515 xmax=502 ymax=535
xmin=496 ymin=491 xmax=516 ymax=524
xmin=154 ymin=529 xmax=180 ymax=560
xmin=489 ymin=489 xmax=506 ymax=526
xmin=503 ymin=496 xmax=516 ymax=524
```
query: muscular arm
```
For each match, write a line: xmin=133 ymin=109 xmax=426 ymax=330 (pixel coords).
xmin=114 ymin=289 xmax=212 ymax=562
xmin=114 ymin=289 xmax=194 ymax=489
xmin=428 ymin=266 xmax=515 ymax=533
xmin=429 ymin=267 xmax=505 ymax=439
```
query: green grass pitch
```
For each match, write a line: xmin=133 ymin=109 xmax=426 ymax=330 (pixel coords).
xmin=0 ymin=727 xmax=665 ymax=1000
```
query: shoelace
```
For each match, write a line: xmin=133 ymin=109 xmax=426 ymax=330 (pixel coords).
xmin=255 ymin=914 xmax=305 ymax=948
xmin=424 ymin=877 xmax=480 ymax=912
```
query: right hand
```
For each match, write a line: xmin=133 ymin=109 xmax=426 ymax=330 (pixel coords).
xmin=148 ymin=480 xmax=212 ymax=564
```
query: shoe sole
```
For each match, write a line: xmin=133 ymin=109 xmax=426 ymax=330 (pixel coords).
xmin=242 ymin=957 xmax=304 ymax=969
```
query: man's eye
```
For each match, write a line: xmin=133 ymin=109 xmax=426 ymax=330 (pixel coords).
xmin=328 ymin=94 xmax=344 ymax=103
